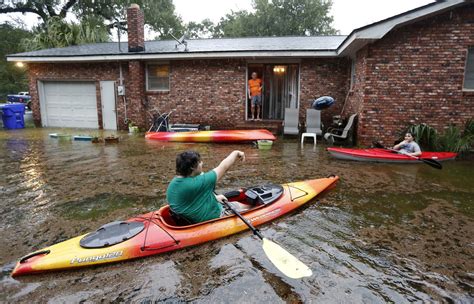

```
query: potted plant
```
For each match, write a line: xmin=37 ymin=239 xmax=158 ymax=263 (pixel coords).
xmin=128 ymin=121 xmax=139 ymax=133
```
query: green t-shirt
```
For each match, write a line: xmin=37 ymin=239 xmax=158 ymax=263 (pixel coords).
xmin=166 ymin=170 xmax=223 ymax=223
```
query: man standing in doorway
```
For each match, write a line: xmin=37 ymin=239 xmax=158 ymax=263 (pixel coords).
xmin=248 ymin=72 xmax=263 ymax=121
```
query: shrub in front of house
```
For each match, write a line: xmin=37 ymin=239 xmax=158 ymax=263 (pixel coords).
xmin=400 ymin=120 xmax=474 ymax=154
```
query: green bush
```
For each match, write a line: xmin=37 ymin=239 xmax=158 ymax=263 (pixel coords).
xmin=402 ymin=120 xmax=474 ymax=154
xmin=406 ymin=123 xmax=438 ymax=150
xmin=437 ymin=126 xmax=464 ymax=152
xmin=464 ymin=118 xmax=474 ymax=136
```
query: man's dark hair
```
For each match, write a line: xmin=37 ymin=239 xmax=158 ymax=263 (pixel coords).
xmin=176 ymin=151 xmax=201 ymax=177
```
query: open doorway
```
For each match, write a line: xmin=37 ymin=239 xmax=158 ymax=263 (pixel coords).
xmin=247 ymin=65 xmax=264 ymax=120
xmin=246 ymin=63 xmax=299 ymax=121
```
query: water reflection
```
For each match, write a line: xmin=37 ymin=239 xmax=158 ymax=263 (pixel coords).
xmin=5 ymin=138 xmax=29 ymax=161
xmin=0 ymin=128 xmax=472 ymax=302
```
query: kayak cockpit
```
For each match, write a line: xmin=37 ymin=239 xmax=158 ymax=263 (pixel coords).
xmin=158 ymin=184 xmax=284 ymax=229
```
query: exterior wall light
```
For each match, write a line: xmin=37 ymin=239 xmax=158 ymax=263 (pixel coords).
xmin=16 ymin=62 xmax=25 ymax=68
xmin=273 ymin=66 xmax=286 ymax=73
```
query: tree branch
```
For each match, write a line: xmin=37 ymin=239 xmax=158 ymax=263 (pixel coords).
xmin=59 ymin=0 xmax=78 ymax=19
xmin=45 ymin=4 xmax=57 ymax=17
xmin=0 ymin=7 xmax=48 ymax=22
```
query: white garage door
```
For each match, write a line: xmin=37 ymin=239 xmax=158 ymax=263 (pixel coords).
xmin=41 ymin=81 xmax=98 ymax=128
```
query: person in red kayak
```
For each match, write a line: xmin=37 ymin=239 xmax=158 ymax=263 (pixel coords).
xmin=166 ymin=150 xmax=246 ymax=224
xmin=248 ymin=72 xmax=263 ymax=121
xmin=393 ymin=132 xmax=422 ymax=157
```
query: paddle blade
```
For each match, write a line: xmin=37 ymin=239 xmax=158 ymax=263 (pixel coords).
xmin=422 ymin=158 xmax=443 ymax=169
xmin=262 ymin=238 xmax=312 ymax=279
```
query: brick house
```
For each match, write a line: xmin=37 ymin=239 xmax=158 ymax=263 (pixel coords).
xmin=6 ymin=0 xmax=474 ymax=146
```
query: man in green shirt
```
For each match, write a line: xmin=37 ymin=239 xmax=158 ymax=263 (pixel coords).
xmin=166 ymin=150 xmax=245 ymax=223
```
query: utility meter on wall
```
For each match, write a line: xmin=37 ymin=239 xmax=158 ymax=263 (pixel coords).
xmin=117 ymin=85 xmax=125 ymax=96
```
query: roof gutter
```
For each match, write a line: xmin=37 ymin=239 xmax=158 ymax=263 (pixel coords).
xmin=7 ymin=50 xmax=339 ymax=63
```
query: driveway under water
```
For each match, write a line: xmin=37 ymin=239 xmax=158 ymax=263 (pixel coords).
xmin=0 ymin=128 xmax=472 ymax=303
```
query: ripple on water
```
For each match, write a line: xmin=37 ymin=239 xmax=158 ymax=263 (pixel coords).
xmin=0 ymin=128 xmax=472 ymax=302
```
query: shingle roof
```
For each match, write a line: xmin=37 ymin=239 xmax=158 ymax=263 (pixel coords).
xmin=8 ymin=0 xmax=467 ymax=61
xmin=8 ymin=36 xmax=346 ymax=58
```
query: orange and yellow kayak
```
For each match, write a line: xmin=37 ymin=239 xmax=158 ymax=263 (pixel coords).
xmin=11 ymin=176 xmax=338 ymax=276
xmin=145 ymin=129 xmax=276 ymax=143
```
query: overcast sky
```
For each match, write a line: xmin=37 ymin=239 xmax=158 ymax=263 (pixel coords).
xmin=1 ymin=0 xmax=435 ymax=36
xmin=174 ymin=0 xmax=434 ymax=34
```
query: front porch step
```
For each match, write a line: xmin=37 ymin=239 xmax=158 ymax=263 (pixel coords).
xmin=233 ymin=120 xmax=282 ymax=135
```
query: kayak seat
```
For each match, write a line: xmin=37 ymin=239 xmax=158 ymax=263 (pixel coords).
xmin=223 ymin=189 xmax=248 ymax=203
xmin=168 ymin=208 xmax=193 ymax=226
xmin=223 ymin=190 xmax=241 ymax=199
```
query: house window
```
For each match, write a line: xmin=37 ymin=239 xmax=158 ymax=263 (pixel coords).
xmin=464 ymin=47 xmax=474 ymax=90
xmin=146 ymin=64 xmax=170 ymax=91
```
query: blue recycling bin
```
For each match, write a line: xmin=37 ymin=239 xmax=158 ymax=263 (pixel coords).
xmin=2 ymin=103 xmax=26 ymax=129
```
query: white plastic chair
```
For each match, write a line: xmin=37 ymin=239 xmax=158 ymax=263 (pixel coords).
xmin=306 ymin=109 xmax=322 ymax=136
xmin=283 ymin=108 xmax=299 ymax=135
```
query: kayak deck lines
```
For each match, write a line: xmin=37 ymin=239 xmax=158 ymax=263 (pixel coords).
xmin=11 ymin=176 xmax=339 ymax=276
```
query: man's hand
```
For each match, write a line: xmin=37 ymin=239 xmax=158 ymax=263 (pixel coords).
xmin=215 ymin=194 xmax=228 ymax=203
xmin=393 ymin=140 xmax=408 ymax=150
xmin=234 ymin=150 xmax=245 ymax=162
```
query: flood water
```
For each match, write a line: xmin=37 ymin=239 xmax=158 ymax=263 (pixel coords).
xmin=0 ymin=128 xmax=473 ymax=303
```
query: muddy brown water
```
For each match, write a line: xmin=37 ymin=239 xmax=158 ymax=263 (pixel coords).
xmin=0 ymin=128 xmax=472 ymax=303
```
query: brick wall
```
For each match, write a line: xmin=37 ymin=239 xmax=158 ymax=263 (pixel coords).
xmin=27 ymin=58 xmax=351 ymax=132
xmin=344 ymin=46 xmax=368 ymax=118
xmin=126 ymin=60 xmax=146 ymax=128
xmin=145 ymin=58 xmax=350 ymax=131
xmin=346 ymin=5 xmax=474 ymax=146
xmin=145 ymin=59 xmax=248 ymax=129
xmin=299 ymin=58 xmax=350 ymax=129
xmin=29 ymin=60 xmax=296 ymax=131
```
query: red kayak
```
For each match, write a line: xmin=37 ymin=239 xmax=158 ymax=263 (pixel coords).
xmin=12 ymin=176 xmax=339 ymax=276
xmin=327 ymin=147 xmax=457 ymax=163
xmin=145 ymin=129 xmax=276 ymax=143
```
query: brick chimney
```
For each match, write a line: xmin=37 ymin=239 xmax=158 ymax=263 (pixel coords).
xmin=127 ymin=4 xmax=145 ymax=52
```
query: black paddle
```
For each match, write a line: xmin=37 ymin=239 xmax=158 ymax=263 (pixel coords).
xmin=222 ymin=199 xmax=312 ymax=279
xmin=373 ymin=141 xmax=442 ymax=170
